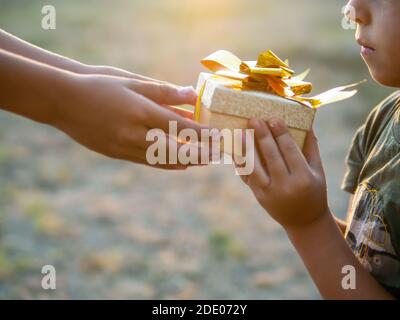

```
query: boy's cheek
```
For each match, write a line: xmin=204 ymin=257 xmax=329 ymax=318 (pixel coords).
xmin=387 ymin=41 xmax=400 ymax=87
xmin=362 ymin=39 xmax=400 ymax=87
xmin=373 ymin=21 xmax=400 ymax=86
xmin=372 ymin=53 xmax=400 ymax=87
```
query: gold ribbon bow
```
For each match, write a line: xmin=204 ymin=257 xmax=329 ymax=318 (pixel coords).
xmin=195 ymin=50 xmax=362 ymax=121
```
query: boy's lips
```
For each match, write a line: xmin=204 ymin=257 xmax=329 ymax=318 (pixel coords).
xmin=357 ymin=39 xmax=376 ymax=56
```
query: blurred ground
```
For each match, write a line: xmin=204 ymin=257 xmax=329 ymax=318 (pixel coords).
xmin=0 ymin=0 xmax=394 ymax=299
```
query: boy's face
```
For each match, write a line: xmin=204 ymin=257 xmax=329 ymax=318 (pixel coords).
xmin=346 ymin=0 xmax=400 ymax=87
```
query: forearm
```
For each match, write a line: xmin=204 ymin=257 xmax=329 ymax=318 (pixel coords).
xmin=0 ymin=29 xmax=92 ymax=74
xmin=0 ymin=29 xmax=147 ymax=80
xmin=286 ymin=211 xmax=394 ymax=299
xmin=0 ymin=49 xmax=73 ymax=124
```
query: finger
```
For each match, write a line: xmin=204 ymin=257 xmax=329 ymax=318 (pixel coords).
xmin=152 ymin=165 xmax=188 ymax=170
xmin=267 ymin=117 xmax=308 ymax=174
xmin=249 ymin=118 xmax=289 ymax=179
xmin=128 ymin=80 xmax=197 ymax=106
xmin=123 ymin=128 xmax=212 ymax=166
xmin=303 ymin=129 xmax=324 ymax=173
xmin=163 ymin=105 xmax=194 ymax=119
xmin=101 ymin=67 xmax=169 ymax=85
xmin=119 ymin=145 xmax=191 ymax=170
xmin=239 ymin=139 xmax=270 ymax=189
xmin=129 ymin=73 xmax=169 ymax=85
xmin=125 ymin=154 xmax=189 ymax=170
xmin=233 ymin=131 xmax=249 ymax=182
xmin=231 ymin=130 xmax=247 ymax=163
xmin=135 ymin=93 xmax=210 ymax=138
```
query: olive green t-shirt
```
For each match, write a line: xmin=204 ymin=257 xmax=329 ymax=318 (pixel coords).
xmin=342 ymin=91 xmax=400 ymax=298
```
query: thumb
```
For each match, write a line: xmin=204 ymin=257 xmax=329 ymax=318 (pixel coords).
xmin=128 ymin=80 xmax=197 ymax=106
xmin=303 ymin=129 xmax=324 ymax=173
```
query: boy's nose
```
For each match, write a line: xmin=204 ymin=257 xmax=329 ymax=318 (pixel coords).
xmin=344 ymin=0 xmax=371 ymax=25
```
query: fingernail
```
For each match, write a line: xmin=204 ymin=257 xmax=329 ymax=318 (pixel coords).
xmin=178 ymin=86 xmax=196 ymax=97
xmin=267 ymin=117 xmax=281 ymax=128
xmin=268 ymin=117 xmax=286 ymax=137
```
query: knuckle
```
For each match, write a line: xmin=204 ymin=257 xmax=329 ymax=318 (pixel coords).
xmin=132 ymin=107 xmax=149 ymax=124
xmin=254 ymin=176 xmax=271 ymax=190
xmin=297 ymin=174 xmax=314 ymax=192
xmin=265 ymin=148 xmax=279 ymax=162
xmin=282 ymin=136 xmax=297 ymax=152
xmin=258 ymin=138 xmax=272 ymax=153
xmin=275 ymin=135 xmax=295 ymax=153
xmin=258 ymin=135 xmax=273 ymax=147
xmin=159 ymin=83 xmax=176 ymax=98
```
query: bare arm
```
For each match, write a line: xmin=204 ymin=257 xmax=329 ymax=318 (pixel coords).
xmin=0 ymin=49 xmax=203 ymax=169
xmin=0 ymin=48 xmax=66 ymax=124
xmin=0 ymin=29 xmax=94 ymax=74
xmin=242 ymin=119 xmax=394 ymax=299
xmin=287 ymin=211 xmax=393 ymax=300
xmin=0 ymin=29 xmax=163 ymax=82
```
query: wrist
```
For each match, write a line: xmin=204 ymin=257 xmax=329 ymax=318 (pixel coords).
xmin=50 ymin=71 xmax=82 ymax=129
xmin=285 ymin=208 xmax=336 ymax=243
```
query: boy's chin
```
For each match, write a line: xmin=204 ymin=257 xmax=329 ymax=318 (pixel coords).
xmin=369 ymin=67 xmax=400 ymax=88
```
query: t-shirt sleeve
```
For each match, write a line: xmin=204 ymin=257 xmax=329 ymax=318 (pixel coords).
xmin=341 ymin=125 xmax=366 ymax=194
xmin=341 ymin=91 xmax=400 ymax=194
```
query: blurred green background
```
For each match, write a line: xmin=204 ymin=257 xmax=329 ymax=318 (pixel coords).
xmin=0 ymin=0 xmax=394 ymax=299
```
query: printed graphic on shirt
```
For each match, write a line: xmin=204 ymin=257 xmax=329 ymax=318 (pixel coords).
xmin=345 ymin=182 xmax=400 ymax=289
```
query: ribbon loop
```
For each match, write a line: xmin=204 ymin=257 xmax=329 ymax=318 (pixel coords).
xmin=200 ymin=50 xmax=362 ymax=109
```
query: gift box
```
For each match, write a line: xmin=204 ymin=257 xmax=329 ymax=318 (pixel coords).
xmin=195 ymin=72 xmax=316 ymax=151
xmin=194 ymin=50 xmax=360 ymax=155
